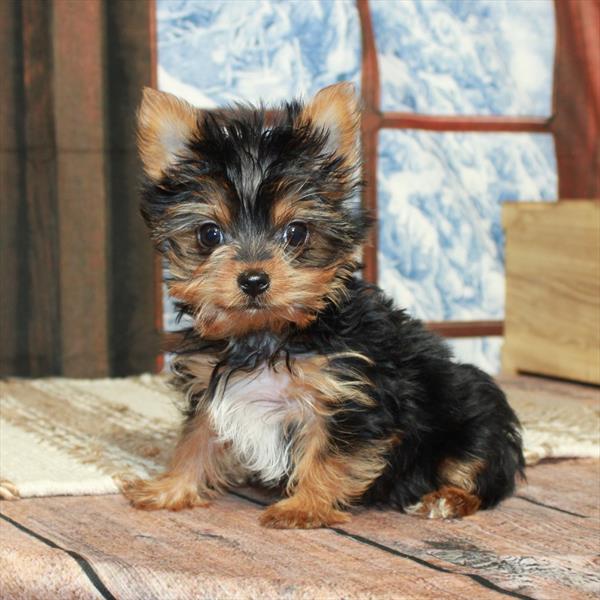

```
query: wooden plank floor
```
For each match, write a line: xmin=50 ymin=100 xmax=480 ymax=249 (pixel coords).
xmin=1 ymin=458 xmax=598 ymax=600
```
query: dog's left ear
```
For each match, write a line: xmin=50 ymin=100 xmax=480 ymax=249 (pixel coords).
xmin=300 ymin=82 xmax=361 ymax=164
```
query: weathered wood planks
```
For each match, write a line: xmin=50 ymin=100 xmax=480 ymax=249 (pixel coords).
xmin=1 ymin=459 xmax=598 ymax=599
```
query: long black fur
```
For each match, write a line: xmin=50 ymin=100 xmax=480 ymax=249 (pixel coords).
xmin=172 ymin=278 xmax=525 ymax=511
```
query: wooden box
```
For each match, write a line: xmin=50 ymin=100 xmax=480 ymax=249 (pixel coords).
xmin=502 ymin=201 xmax=600 ymax=385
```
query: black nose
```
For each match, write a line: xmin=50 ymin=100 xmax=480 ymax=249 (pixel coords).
xmin=237 ymin=271 xmax=270 ymax=298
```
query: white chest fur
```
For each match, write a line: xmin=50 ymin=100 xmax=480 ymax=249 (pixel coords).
xmin=208 ymin=365 xmax=310 ymax=484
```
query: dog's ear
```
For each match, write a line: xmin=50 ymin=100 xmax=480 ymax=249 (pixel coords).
xmin=300 ymin=82 xmax=361 ymax=163
xmin=137 ymin=88 xmax=199 ymax=181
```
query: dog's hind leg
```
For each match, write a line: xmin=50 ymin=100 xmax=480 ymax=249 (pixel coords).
xmin=405 ymin=457 xmax=484 ymax=519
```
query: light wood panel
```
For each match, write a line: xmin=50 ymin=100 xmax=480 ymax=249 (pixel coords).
xmin=502 ymin=201 xmax=600 ymax=384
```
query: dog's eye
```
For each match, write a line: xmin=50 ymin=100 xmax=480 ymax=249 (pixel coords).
xmin=284 ymin=221 xmax=309 ymax=247
xmin=197 ymin=223 xmax=223 ymax=248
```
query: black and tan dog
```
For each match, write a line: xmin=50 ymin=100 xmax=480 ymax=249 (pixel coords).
xmin=122 ymin=83 xmax=524 ymax=528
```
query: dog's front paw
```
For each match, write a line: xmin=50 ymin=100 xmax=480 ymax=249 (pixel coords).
xmin=120 ymin=475 xmax=211 ymax=511
xmin=260 ymin=499 xmax=350 ymax=529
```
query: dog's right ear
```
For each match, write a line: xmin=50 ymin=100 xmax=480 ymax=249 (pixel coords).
xmin=300 ymin=82 xmax=361 ymax=167
xmin=137 ymin=88 xmax=199 ymax=181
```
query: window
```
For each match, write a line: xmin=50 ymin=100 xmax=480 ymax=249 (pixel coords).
xmin=361 ymin=0 xmax=557 ymax=371
xmin=156 ymin=0 xmax=598 ymax=374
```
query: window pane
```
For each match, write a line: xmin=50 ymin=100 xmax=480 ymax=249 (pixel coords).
xmin=378 ymin=130 xmax=557 ymax=323
xmin=372 ymin=0 xmax=555 ymax=115
xmin=448 ymin=337 xmax=503 ymax=374
xmin=156 ymin=0 xmax=361 ymax=107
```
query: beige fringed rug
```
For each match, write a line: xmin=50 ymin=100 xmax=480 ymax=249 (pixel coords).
xmin=0 ymin=374 xmax=598 ymax=500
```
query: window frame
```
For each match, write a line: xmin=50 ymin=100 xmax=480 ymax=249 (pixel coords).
xmin=156 ymin=0 xmax=600 ymax=359
xmin=357 ymin=0 xmax=563 ymax=339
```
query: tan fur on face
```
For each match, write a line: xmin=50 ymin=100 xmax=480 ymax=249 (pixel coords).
xmin=137 ymin=87 xmax=199 ymax=181
xmin=169 ymin=243 xmax=356 ymax=337
xmin=158 ymin=193 xmax=234 ymax=281
xmin=167 ymin=187 xmax=233 ymax=230
xmin=272 ymin=195 xmax=308 ymax=230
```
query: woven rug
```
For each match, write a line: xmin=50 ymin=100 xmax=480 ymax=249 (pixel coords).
xmin=1 ymin=374 xmax=598 ymax=500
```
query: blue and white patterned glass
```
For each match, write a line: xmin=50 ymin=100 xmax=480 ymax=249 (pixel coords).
xmin=377 ymin=130 xmax=557 ymax=370
xmin=373 ymin=0 xmax=556 ymax=371
xmin=371 ymin=0 xmax=555 ymax=115
xmin=157 ymin=0 xmax=361 ymax=107
xmin=378 ymin=131 xmax=557 ymax=321
xmin=157 ymin=0 xmax=558 ymax=374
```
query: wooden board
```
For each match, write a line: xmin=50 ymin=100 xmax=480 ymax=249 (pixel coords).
xmin=497 ymin=373 xmax=600 ymax=410
xmin=1 ymin=458 xmax=598 ymax=600
xmin=502 ymin=201 xmax=600 ymax=385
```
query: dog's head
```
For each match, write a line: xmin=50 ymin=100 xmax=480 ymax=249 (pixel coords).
xmin=137 ymin=83 xmax=370 ymax=339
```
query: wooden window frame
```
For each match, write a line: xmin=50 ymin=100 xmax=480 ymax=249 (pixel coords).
xmin=156 ymin=0 xmax=599 ymax=361
xmin=357 ymin=0 xmax=599 ymax=339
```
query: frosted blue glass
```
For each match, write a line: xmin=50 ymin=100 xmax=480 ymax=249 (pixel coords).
xmin=448 ymin=337 xmax=503 ymax=374
xmin=378 ymin=130 xmax=557 ymax=371
xmin=156 ymin=0 xmax=361 ymax=107
xmin=378 ymin=130 xmax=557 ymax=322
xmin=156 ymin=0 xmax=558 ymax=374
xmin=371 ymin=0 xmax=555 ymax=115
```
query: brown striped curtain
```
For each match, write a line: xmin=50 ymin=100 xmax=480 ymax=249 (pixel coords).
xmin=0 ymin=0 xmax=159 ymax=377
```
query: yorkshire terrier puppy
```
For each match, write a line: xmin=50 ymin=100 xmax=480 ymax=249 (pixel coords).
xmin=122 ymin=83 xmax=524 ymax=528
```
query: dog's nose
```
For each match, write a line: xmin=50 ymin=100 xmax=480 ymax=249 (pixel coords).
xmin=237 ymin=271 xmax=270 ymax=298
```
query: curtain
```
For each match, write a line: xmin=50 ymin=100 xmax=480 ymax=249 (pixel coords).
xmin=0 ymin=0 xmax=159 ymax=377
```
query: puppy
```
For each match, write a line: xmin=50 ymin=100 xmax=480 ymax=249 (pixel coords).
xmin=122 ymin=83 xmax=524 ymax=528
